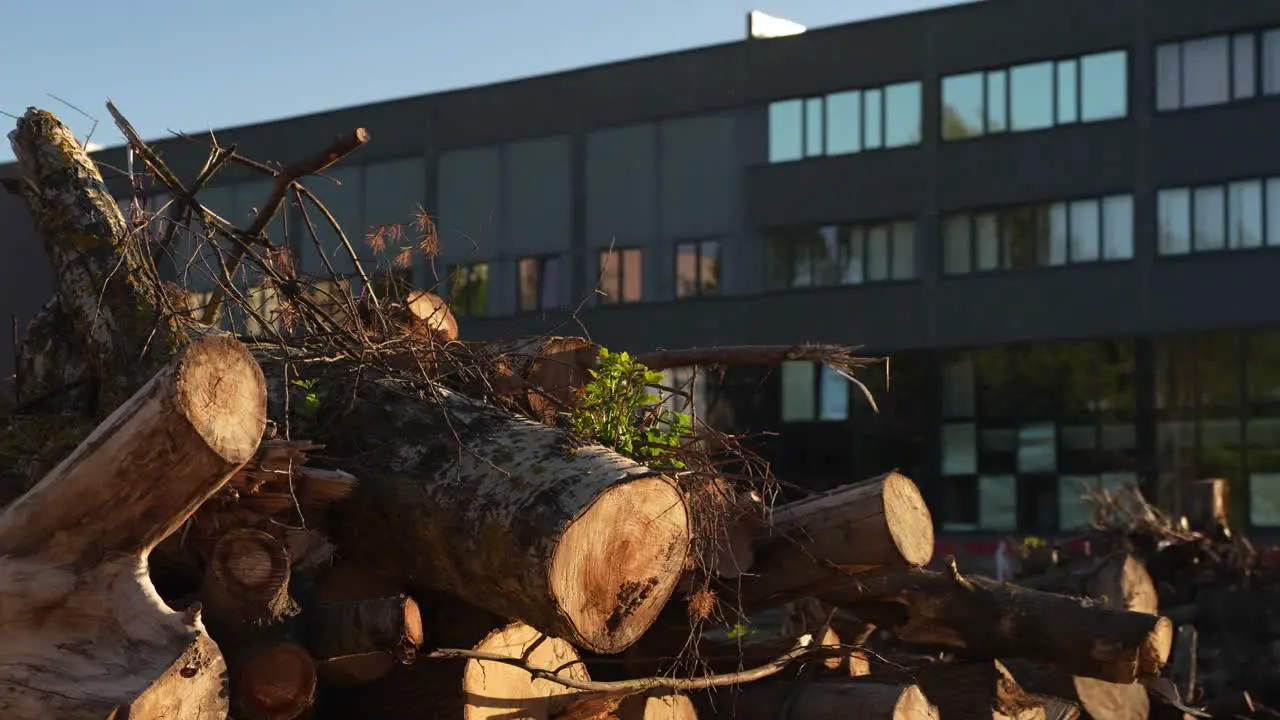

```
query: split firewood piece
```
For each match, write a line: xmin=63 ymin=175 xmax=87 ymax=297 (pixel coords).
xmin=821 ymin=565 xmax=1173 ymax=683
xmin=332 ymin=376 xmax=691 ymax=654
xmin=1017 ymin=552 xmax=1159 ymax=615
xmin=199 ymin=527 xmax=315 ymax=720
xmin=0 ymin=334 xmax=267 ymax=719
xmin=903 ymin=660 xmax=1047 ymax=720
xmin=616 ymin=691 xmax=699 ymax=720
xmin=731 ymin=472 xmax=935 ymax=611
xmin=694 ymin=680 xmax=939 ymax=720
xmin=1002 ymin=660 xmax=1149 ymax=720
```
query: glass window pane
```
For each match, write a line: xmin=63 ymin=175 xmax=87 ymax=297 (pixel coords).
xmin=1265 ymin=30 xmax=1280 ymax=95
xmin=768 ymin=99 xmax=803 ymax=163
xmin=699 ymin=240 xmax=720 ymax=295
xmin=1102 ymin=195 xmax=1135 ymax=260
xmin=885 ymin=81 xmax=922 ymax=148
xmin=1047 ymin=202 xmax=1069 ymax=266
xmin=518 ymin=257 xmax=540 ymax=311
xmin=540 ymin=256 xmax=562 ymax=309
xmin=1018 ymin=422 xmax=1058 ymax=474
xmin=1057 ymin=60 xmax=1079 ymax=124
xmin=941 ymin=72 xmax=984 ymax=140
xmin=804 ymin=97 xmax=824 ymax=157
xmin=1250 ymin=472 xmax=1280 ymax=526
xmin=942 ymin=422 xmax=977 ymax=475
xmin=1268 ymin=179 xmax=1280 ymax=247
xmin=1233 ymin=33 xmax=1257 ymax=100
xmin=1228 ymin=180 xmax=1264 ymax=249
xmin=978 ymin=475 xmax=1018 ymax=531
xmin=866 ymin=224 xmax=890 ymax=281
xmin=598 ymin=251 xmax=620 ymax=304
xmin=1080 ymin=50 xmax=1129 ymax=121
xmin=839 ymin=226 xmax=865 ymax=284
xmin=1194 ymin=185 xmax=1227 ymax=251
xmin=1156 ymin=43 xmax=1182 ymax=110
xmin=941 ymin=356 xmax=975 ymax=418
xmin=891 ymin=221 xmax=915 ymax=279
xmin=818 ymin=365 xmax=849 ymax=421
xmin=825 ymin=90 xmax=862 ymax=155
xmin=976 ymin=213 xmax=1000 ymax=270
xmin=1059 ymin=476 xmax=1100 ymax=530
xmin=1158 ymin=188 xmax=1192 ymax=255
xmin=942 ymin=215 xmax=972 ymax=275
xmin=780 ymin=361 xmax=815 ymax=422
xmin=986 ymin=71 xmax=1008 ymax=133
xmin=1001 ymin=206 xmax=1037 ymax=269
xmin=1010 ymin=61 xmax=1055 ymax=131
xmin=864 ymin=89 xmax=883 ymax=149
xmin=675 ymin=242 xmax=698 ymax=298
xmin=622 ymin=248 xmax=642 ymax=302
xmin=815 ymin=225 xmax=840 ymax=287
xmin=1069 ymin=199 xmax=1101 ymax=262
xmin=1182 ymin=36 xmax=1230 ymax=108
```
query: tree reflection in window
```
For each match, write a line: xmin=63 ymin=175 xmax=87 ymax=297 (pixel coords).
xmin=448 ymin=262 xmax=489 ymax=317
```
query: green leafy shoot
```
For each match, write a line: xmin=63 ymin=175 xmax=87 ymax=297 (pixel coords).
xmin=571 ymin=348 xmax=692 ymax=469
xmin=291 ymin=377 xmax=322 ymax=420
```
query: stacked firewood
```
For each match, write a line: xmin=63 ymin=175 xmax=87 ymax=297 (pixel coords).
xmin=1008 ymin=481 xmax=1280 ymax=720
xmin=0 ymin=104 xmax=1180 ymax=720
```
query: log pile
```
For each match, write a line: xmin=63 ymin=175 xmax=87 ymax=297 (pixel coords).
xmin=0 ymin=104 xmax=1187 ymax=719
xmin=1010 ymin=482 xmax=1280 ymax=719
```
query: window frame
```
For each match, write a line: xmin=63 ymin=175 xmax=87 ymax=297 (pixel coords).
xmin=516 ymin=254 xmax=564 ymax=313
xmin=448 ymin=261 xmax=490 ymax=318
xmin=766 ymin=78 xmax=923 ymax=164
xmin=766 ymin=219 xmax=918 ymax=290
xmin=1156 ymin=173 xmax=1280 ymax=258
xmin=1154 ymin=25 xmax=1280 ymax=114
xmin=596 ymin=247 xmax=643 ymax=305
xmin=674 ymin=238 xmax=722 ymax=299
xmin=779 ymin=360 xmax=850 ymax=424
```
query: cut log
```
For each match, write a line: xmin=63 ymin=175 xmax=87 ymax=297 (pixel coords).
xmin=1018 ymin=553 xmax=1159 ymax=615
xmin=361 ymin=289 xmax=459 ymax=345
xmin=617 ymin=691 xmax=699 ymax=720
xmin=465 ymin=622 xmax=592 ymax=720
xmin=312 ymin=561 xmax=416 ymax=686
xmin=234 ymin=641 xmax=318 ymax=720
xmin=1003 ymin=660 xmax=1149 ymax=720
xmin=331 ymin=374 xmax=691 ymax=654
xmin=467 ymin=336 xmax=601 ymax=424
xmin=821 ymin=566 xmax=1173 ymax=683
xmin=694 ymin=681 xmax=939 ymax=720
xmin=0 ymin=334 xmax=267 ymax=719
xmin=730 ymin=473 xmax=935 ymax=610
xmin=200 ymin=527 xmax=297 ymax=642
xmin=905 ymin=660 xmax=1046 ymax=720
xmin=307 ymin=595 xmax=424 ymax=667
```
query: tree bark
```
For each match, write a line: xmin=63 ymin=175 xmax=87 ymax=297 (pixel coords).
xmin=331 ymin=374 xmax=691 ymax=654
xmin=463 ymin=336 xmax=601 ymax=424
xmin=1001 ymin=660 xmax=1150 ymax=720
xmin=1017 ymin=553 xmax=1159 ymax=615
xmin=307 ymin=595 xmax=425 ymax=668
xmin=694 ymin=680 xmax=939 ymax=720
xmin=6 ymin=107 xmax=183 ymax=413
xmin=729 ymin=473 xmax=935 ymax=611
xmin=312 ymin=561 xmax=418 ymax=686
xmin=821 ymin=566 xmax=1173 ymax=683
xmin=0 ymin=334 xmax=267 ymax=719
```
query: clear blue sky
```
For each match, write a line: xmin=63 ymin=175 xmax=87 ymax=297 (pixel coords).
xmin=0 ymin=0 xmax=958 ymax=163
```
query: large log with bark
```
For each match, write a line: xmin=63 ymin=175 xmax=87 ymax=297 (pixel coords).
xmin=328 ymin=374 xmax=691 ymax=654
xmin=0 ymin=334 xmax=267 ymax=719
xmin=901 ymin=660 xmax=1048 ymax=720
xmin=1018 ymin=553 xmax=1159 ymax=615
xmin=1001 ymin=660 xmax=1149 ymax=720
xmin=822 ymin=565 xmax=1173 ymax=683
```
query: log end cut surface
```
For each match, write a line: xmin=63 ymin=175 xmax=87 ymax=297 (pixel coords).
xmin=1140 ymin=616 xmax=1174 ymax=678
xmin=882 ymin=472 xmax=935 ymax=568
xmin=618 ymin=691 xmax=698 ymax=720
xmin=551 ymin=475 xmax=690 ymax=653
xmin=463 ymin=622 xmax=588 ymax=720
xmin=211 ymin=528 xmax=291 ymax=599
xmin=174 ymin=334 xmax=267 ymax=465
xmin=235 ymin=641 xmax=317 ymax=720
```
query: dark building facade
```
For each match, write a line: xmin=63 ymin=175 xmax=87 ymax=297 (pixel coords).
xmin=4 ymin=0 xmax=1280 ymax=545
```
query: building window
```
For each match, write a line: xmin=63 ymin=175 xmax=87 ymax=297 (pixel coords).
xmin=767 ymin=220 xmax=916 ymax=289
xmin=1157 ymin=28 xmax=1280 ymax=111
xmin=780 ymin=361 xmax=849 ymax=423
xmin=598 ymin=247 xmax=642 ymax=304
xmin=675 ymin=239 xmax=720 ymax=298
xmin=768 ymin=80 xmax=922 ymax=163
xmin=1158 ymin=175 xmax=1280 ymax=256
xmin=517 ymin=255 xmax=563 ymax=312
xmin=939 ymin=342 xmax=1137 ymax=533
xmin=942 ymin=49 xmax=1127 ymax=141
xmin=942 ymin=194 xmax=1132 ymax=275
xmin=448 ymin=262 xmax=489 ymax=317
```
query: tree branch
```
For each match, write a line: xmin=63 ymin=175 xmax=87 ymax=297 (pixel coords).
xmin=425 ymin=633 xmax=815 ymax=693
